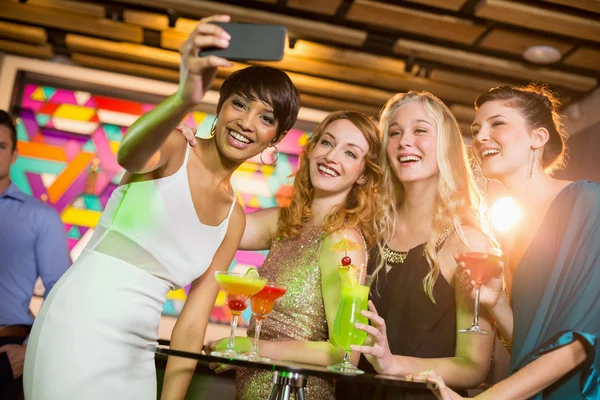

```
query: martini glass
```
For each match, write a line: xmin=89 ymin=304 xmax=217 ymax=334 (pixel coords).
xmin=247 ymin=282 xmax=288 ymax=362
xmin=457 ymin=246 xmax=503 ymax=335
xmin=213 ymin=271 xmax=267 ymax=359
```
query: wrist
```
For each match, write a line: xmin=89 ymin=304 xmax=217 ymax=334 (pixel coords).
xmin=387 ymin=356 xmax=405 ymax=377
xmin=488 ymin=290 xmax=508 ymax=313
xmin=172 ymin=91 xmax=195 ymax=113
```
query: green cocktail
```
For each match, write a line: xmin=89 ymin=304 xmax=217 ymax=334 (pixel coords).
xmin=329 ymin=283 xmax=370 ymax=374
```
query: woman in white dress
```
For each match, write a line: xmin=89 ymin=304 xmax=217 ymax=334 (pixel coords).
xmin=23 ymin=15 xmax=300 ymax=400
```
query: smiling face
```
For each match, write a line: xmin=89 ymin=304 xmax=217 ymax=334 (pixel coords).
xmin=214 ymin=94 xmax=280 ymax=163
xmin=308 ymin=118 xmax=370 ymax=198
xmin=385 ymin=102 xmax=438 ymax=185
xmin=471 ymin=100 xmax=534 ymax=180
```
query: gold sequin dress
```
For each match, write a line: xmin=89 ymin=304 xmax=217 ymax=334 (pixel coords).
xmin=235 ymin=222 xmax=336 ymax=400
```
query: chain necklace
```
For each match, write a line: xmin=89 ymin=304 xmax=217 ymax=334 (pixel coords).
xmin=382 ymin=226 xmax=453 ymax=264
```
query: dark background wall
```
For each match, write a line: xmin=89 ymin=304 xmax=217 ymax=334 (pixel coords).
xmin=555 ymin=121 xmax=600 ymax=182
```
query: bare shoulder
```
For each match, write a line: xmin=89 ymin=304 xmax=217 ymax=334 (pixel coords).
xmin=154 ymin=130 xmax=189 ymax=176
xmin=227 ymin=202 xmax=247 ymax=236
xmin=321 ymin=228 xmax=368 ymax=263
xmin=444 ymin=225 xmax=491 ymax=250
xmin=323 ymin=227 xmax=365 ymax=247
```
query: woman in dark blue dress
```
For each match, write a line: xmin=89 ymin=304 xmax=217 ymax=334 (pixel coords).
xmin=422 ymin=85 xmax=600 ymax=399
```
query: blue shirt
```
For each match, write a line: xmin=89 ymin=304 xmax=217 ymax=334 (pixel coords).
xmin=0 ymin=183 xmax=70 ymax=326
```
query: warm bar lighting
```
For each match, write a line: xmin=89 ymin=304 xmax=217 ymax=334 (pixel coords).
xmin=490 ymin=196 xmax=521 ymax=232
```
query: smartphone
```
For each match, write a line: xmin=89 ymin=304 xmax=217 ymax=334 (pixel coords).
xmin=198 ymin=22 xmax=287 ymax=62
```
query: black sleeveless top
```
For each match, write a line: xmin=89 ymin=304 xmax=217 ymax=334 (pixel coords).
xmin=336 ymin=243 xmax=464 ymax=400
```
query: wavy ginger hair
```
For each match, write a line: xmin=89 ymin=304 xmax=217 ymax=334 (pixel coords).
xmin=378 ymin=92 xmax=493 ymax=303
xmin=277 ymin=111 xmax=387 ymax=249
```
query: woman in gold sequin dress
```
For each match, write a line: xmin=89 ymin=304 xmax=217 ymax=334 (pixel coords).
xmin=204 ymin=111 xmax=386 ymax=399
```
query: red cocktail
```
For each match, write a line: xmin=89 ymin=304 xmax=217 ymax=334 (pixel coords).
xmin=458 ymin=252 xmax=502 ymax=285
xmin=457 ymin=246 xmax=503 ymax=335
xmin=247 ymin=282 xmax=288 ymax=361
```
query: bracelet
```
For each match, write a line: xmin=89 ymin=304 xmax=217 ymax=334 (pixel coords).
xmin=497 ymin=331 xmax=513 ymax=353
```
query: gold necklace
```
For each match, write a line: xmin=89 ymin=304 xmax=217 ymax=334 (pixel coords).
xmin=383 ymin=226 xmax=454 ymax=264
xmin=382 ymin=246 xmax=409 ymax=264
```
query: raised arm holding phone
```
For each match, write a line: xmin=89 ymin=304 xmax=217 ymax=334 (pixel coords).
xmin=23 ymin=15 xmax=300 ymax=400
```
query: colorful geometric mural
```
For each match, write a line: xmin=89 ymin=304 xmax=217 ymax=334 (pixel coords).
xmin=14 ymin=82 xmax=312 ymax=326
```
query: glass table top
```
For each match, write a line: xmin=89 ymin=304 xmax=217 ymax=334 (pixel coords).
xmin=148 ymin=345 xmax=436 ymax=390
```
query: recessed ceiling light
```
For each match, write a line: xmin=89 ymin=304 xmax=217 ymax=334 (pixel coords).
xmin=523 ymin=45 xmax=562 ymax=65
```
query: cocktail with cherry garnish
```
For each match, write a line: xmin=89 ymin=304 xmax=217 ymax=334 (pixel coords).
xmin=457 ymin=246 xmax=503 ymax=335
xmin=213 ymin=270 xmax=267 ymax=359
xmin=246 ymin=282 xmax=288 ymax=362
xmin=328 ymin=237 xmax=369 ymax=375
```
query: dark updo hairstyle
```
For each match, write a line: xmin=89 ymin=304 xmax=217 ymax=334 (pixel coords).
xmin=216 ymin=66 xmax=301 ymax=142
xmin=474 ymin=84 xmax=568 ymax=174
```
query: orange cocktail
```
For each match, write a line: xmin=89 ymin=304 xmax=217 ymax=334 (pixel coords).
xmin=213 ymin=271 xmax=267 ymax=359
xmin=247 ymin=282 xmax=288 ymax=361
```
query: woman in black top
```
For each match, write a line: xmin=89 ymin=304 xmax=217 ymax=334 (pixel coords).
xmin=338 ymin=91 xmax=496 ymax=399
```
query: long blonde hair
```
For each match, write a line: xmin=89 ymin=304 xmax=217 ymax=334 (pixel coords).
xmin=277 ymin=111 xmax=387 ymax=250
xmin=379 ymin=92 xmax=491 ymax=303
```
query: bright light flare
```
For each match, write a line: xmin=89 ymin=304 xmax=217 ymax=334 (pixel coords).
xmin=490 ymin=197 xmax=521 ymax=232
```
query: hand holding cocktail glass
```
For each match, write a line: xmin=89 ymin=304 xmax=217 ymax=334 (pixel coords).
xmin=455 ymin=246 xmax=503 ymax=335
xmin=350 ymin=300 xmax=402 ymax=376
xmin=327 ymin=236 xmax=371 ymax=375
xmin=455 ymin=249 xmax=504 ymax=308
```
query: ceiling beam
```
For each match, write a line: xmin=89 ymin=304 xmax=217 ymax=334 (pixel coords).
xmin=0 ymin=39 xmax=53 ymax=60
xmin=346 ymin=0 xmax=486 ymax=44
xmin=0 ymin=2 xmax=143 ymax=43
xmin=541 ymin=0 xmax=600 ymax=14
xmin=6 ymin=0 xmax=105 ymax=18
xmin=393 ymin=39 xmax=597 ymax=92
xmin=114 ymin=0 xmax=367 ymax=47
xmin=476 ymin=0 xmax=600 ymax=42
xmin=0 ymin=21 xmax=47 ymax=46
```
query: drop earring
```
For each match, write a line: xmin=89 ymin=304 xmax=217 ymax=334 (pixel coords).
xmin=528 ymin=148 xmax=535 ymax=180
xmin=259 ymin=144 xmax=279 ymax=165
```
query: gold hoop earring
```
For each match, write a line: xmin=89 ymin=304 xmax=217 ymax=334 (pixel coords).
xmin=528 ymin=148 xmax=535 ymax=180
xmin=208 ymin=117 xmax=217 ymax=139
xmin=259 ymin=145 xmax=279 ymax=165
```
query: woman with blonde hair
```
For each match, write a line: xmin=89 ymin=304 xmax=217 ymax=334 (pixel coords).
xmin=182 ymin=110 xmax=386 ymax=399
xmin=341 ymin=91 xmax=496 ymax=399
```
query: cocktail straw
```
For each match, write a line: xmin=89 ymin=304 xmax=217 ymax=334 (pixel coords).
xmin=358 ymin=263 xmax=366 ymax=286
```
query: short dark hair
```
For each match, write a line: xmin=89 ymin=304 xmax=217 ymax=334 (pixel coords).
xmin=216 ymin=66 xmax=300 ymax=142
xmin=475 ymin=84 xmax=568 ymax=174
xmin=0 ymin=110 xmax=17 ymax=152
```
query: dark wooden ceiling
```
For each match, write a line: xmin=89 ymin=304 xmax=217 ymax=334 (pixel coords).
xmin=1 ymin=0 xmax=599 ymax=133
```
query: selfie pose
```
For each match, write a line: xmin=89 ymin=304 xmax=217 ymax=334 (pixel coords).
xmin=23 ymin=15 xmax=300 ymax=400
xmin=421 ymin=85 xmax=600 ymax=399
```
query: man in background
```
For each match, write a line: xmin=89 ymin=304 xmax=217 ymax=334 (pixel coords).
xmin=0 ymin=110 xmax=70 ymax=399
